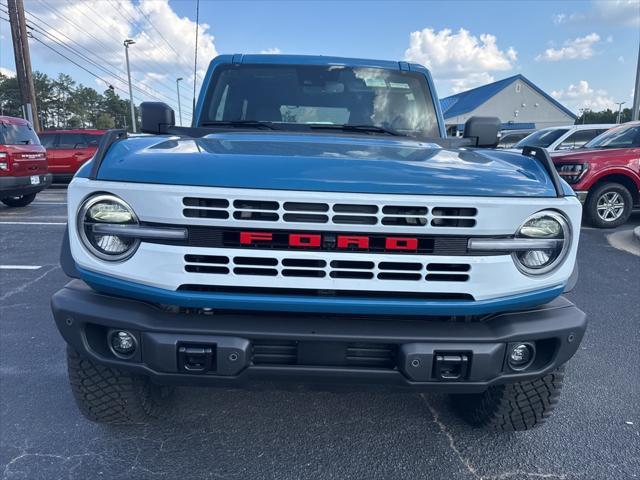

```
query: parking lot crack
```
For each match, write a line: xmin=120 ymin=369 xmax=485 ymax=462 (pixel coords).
xmin=421 ymin=394 xmax=480 ymax=479
xmin=0 ymin=264 xmax=60 ymax=302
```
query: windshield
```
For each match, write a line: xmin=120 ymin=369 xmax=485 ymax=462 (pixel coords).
xmin=584 ymin=125 xmax=640 ymax=149
xmin=201 ymin=64 xmax=440 ymax=138
xmin=0 ymin=123 xmax=40 ymax=145
xmin=514 ymin=128 xmax=569 ymax=148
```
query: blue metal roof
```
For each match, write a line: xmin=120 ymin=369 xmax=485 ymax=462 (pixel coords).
xmin=440 ymin=74 xmax=577 ymax=120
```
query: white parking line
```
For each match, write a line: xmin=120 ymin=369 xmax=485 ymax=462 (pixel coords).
xmin=0 ymin=265 xmax=42 ymax=270
xmin=32 ymin=202 xmax=67 ymax=205
xmin=0 ymin=221 xmax=66 ymax=225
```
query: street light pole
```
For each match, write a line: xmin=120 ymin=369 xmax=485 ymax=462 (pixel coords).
xmin=614 ymin=102 xmax=626 ymax=124
xmin=123 ymin=39 xmax=136 ymax=133
xmin=176 ymin=77 xmax=183 ymax=126
xmin=633 ymin=41 xmax=640 ymax=121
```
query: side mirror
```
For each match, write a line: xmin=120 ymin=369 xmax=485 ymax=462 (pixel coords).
xmin=463 ymin=116 xmax=500 ymax=148
xmin=140 ymin=102 xmax=175 ymax=134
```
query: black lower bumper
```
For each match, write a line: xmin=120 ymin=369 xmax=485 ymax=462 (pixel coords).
xmin=51 ymin=280 xmax=587 ymax=393
xmin=0 ymin=173 xmax=52 ymax=198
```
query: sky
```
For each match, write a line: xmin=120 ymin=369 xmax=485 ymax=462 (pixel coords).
xmin=0 ymin=0 xmax=638 ymax=124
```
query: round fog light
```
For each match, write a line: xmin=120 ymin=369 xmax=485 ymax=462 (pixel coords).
xmin=110 ymin=330 xmax=136 ymax=357
xmin=508 ymin=343 xmax=534 ymax=370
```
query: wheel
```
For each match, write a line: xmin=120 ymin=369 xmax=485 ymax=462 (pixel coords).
xmin=66 ymin=347 xmax=172 ymax=424
xmin=449 ymin=367 xmax=565 ymax=431
xmin=2 ymin=193 xmax=37 ymax=207
xmin=585 ymin=183 xmax=633 ymax=228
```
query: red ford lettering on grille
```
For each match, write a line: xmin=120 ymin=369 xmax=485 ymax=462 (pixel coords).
xmin=240 ymin=231 xmax=273 ymax=244
xmin=289 ymin=234 xmax=321 ymax=247
xmin=385 ymin=237 xmax=418 ymax=250
xmin=336 ymin=235 xmax=370 ymax=249
xmin=239 ymin=231 xmax=420 ymax=251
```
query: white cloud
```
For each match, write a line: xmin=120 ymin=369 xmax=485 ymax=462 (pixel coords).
xmin=595 ymin=0 xmax=640 ymax=27
xmin=260 ymin=48 xmax=281 ymax=54
xmin=0 ymin=67 xmax=15 ymax=77
xmin=24 ymin=0 xmax=217 ymax=118
xmin=551 ymin=80 xmax=616 ymax=112
xmin=450 ymin=72 xmax=495 ymax=94
xmin=553 ymin=0 xmax=639 ymax=27
xmin=404 ymin=28 xmax=516 ymax=93
xmin=536 ymin=33 xmax=600 ymax=61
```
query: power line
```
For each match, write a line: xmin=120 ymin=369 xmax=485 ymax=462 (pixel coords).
xmin=27 ymin=20 xmax=189 ymax=110
xmin=105 ymin=0 xmax=196 ymax=83
xmin=132 ymin=3 xmax=188 ymax=65
xmin=1 ymin=2 xmax=198 ymax=119
xmin=26 ymin=0 xmax=193 ymax=112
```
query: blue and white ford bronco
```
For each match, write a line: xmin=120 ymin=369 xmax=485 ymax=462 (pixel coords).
xmin=52 ymin=55 xmax=586 ymax=430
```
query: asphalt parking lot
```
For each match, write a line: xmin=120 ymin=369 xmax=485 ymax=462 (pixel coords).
xmin=1 ymin=188 xmax=638 ymax=480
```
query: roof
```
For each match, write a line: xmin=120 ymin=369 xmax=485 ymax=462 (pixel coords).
xmin=224 ymin=54 xmax=406 ymax=71
xmin=0 ymin=115 xmax=31 ymax=126
xmin=440 ymin=74 xmax=577 ymax=120
xmin=535 ymin=124 xmax=615 ymax=132
xmin=41 ymin=129 xmax=106 ymax=134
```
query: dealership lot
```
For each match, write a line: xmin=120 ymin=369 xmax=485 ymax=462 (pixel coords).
xmin=1 ymin=188 xmax=638 ymax=480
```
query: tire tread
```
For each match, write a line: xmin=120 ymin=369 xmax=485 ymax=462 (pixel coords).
xmin=451 ymin=367 xmax=565 ymax=431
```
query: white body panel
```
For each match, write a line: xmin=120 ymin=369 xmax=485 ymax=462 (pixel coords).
xmin=67 ymin=178 xmax=582 ymax=301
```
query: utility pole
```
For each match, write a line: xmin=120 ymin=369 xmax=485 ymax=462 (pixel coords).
xmin=614 ymin=102 xmax=626 ymax=124
xmin=633 ymin=41 xmax=640 ymax=121
xmin=8 ymin=0 xmax=40 ymax=131
xmin=123 ymin=39 xmax=136 ymax=133
xmin=176 ymin=77 xmax=183 ymax=126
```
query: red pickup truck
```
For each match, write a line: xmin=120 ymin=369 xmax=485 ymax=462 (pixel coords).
xmin=0 ymin=116 xmax=51 ymax=207
xmin=552 ymin=121 xmax=640 ymax=228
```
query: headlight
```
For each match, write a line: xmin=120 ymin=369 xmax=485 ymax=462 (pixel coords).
xmin=77 ymin=194 xmax=140 ymax=261
xmin=512 ymin=210 xmax=571 ymax=276
xmin=556 ymin=163 xmax=587 ymax=184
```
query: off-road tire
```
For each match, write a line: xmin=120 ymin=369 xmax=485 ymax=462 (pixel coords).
xmin=2 ymin=193 xmax=37 ymax=207
xmin=585 ymin=182 xmax=633 ymax=228
xmin=66 ymin=347 xmax=172 ymax=424
xmin=450 ymin=367 xmax=565 ymax=431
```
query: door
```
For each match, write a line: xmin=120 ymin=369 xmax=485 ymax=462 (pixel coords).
xmin=55 ymin=133 xmax=93 ymax=174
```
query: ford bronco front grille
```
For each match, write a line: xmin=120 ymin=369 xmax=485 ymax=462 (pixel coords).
xmin=183 ymin=196 xmax=477 ymax=228
xmin=184 ymin=254 xmax=471 ymax=283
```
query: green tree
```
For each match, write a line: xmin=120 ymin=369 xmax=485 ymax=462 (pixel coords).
xmin=1 ymin=70 xmax=140 ymax=132
xmin=575 ymin=108 xmax=632 ymax=125
xmin=0 ymin=73 xmax=21 ymax=117
xmin=96 ymin=112 xmax=115 ymax=129
xmin=70 ymin=85 xmax=102 ymax=128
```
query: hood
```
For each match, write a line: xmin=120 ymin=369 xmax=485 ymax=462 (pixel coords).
xmin=94 ymin=132 xmax=558 ymax=197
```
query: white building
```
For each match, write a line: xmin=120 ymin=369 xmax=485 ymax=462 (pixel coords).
xmin=440 ymin=75 xmax=577 ymax=136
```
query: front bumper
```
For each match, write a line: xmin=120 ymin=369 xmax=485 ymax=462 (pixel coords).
xmin=0 ymin=173 xmax=52 ymax=197
xmin=575 ymin=190 xmax=588 ymax=203
xmin=51 ymin=280 xmax=587 ymax=393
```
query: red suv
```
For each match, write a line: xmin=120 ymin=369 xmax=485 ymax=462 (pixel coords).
xmin=40 ymin=129 xmax=105 ymax=182
xmin=0 ymin=116 xmax=51 ymax=208
xmin=552 ymin=121 xmax=640 ymax=228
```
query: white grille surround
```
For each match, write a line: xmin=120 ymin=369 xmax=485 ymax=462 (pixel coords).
xmin=67 ymin=178 xmax=583 ymax=301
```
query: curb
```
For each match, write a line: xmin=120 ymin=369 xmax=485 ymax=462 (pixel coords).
xmin=634 ymin=226 xmax=640 ymax=243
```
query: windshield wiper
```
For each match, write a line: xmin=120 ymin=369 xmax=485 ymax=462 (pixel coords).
xmin=200 ymin=120 xmax=279 ymax=130
xmin=309 ymin=124 xmax=405 ymax=137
